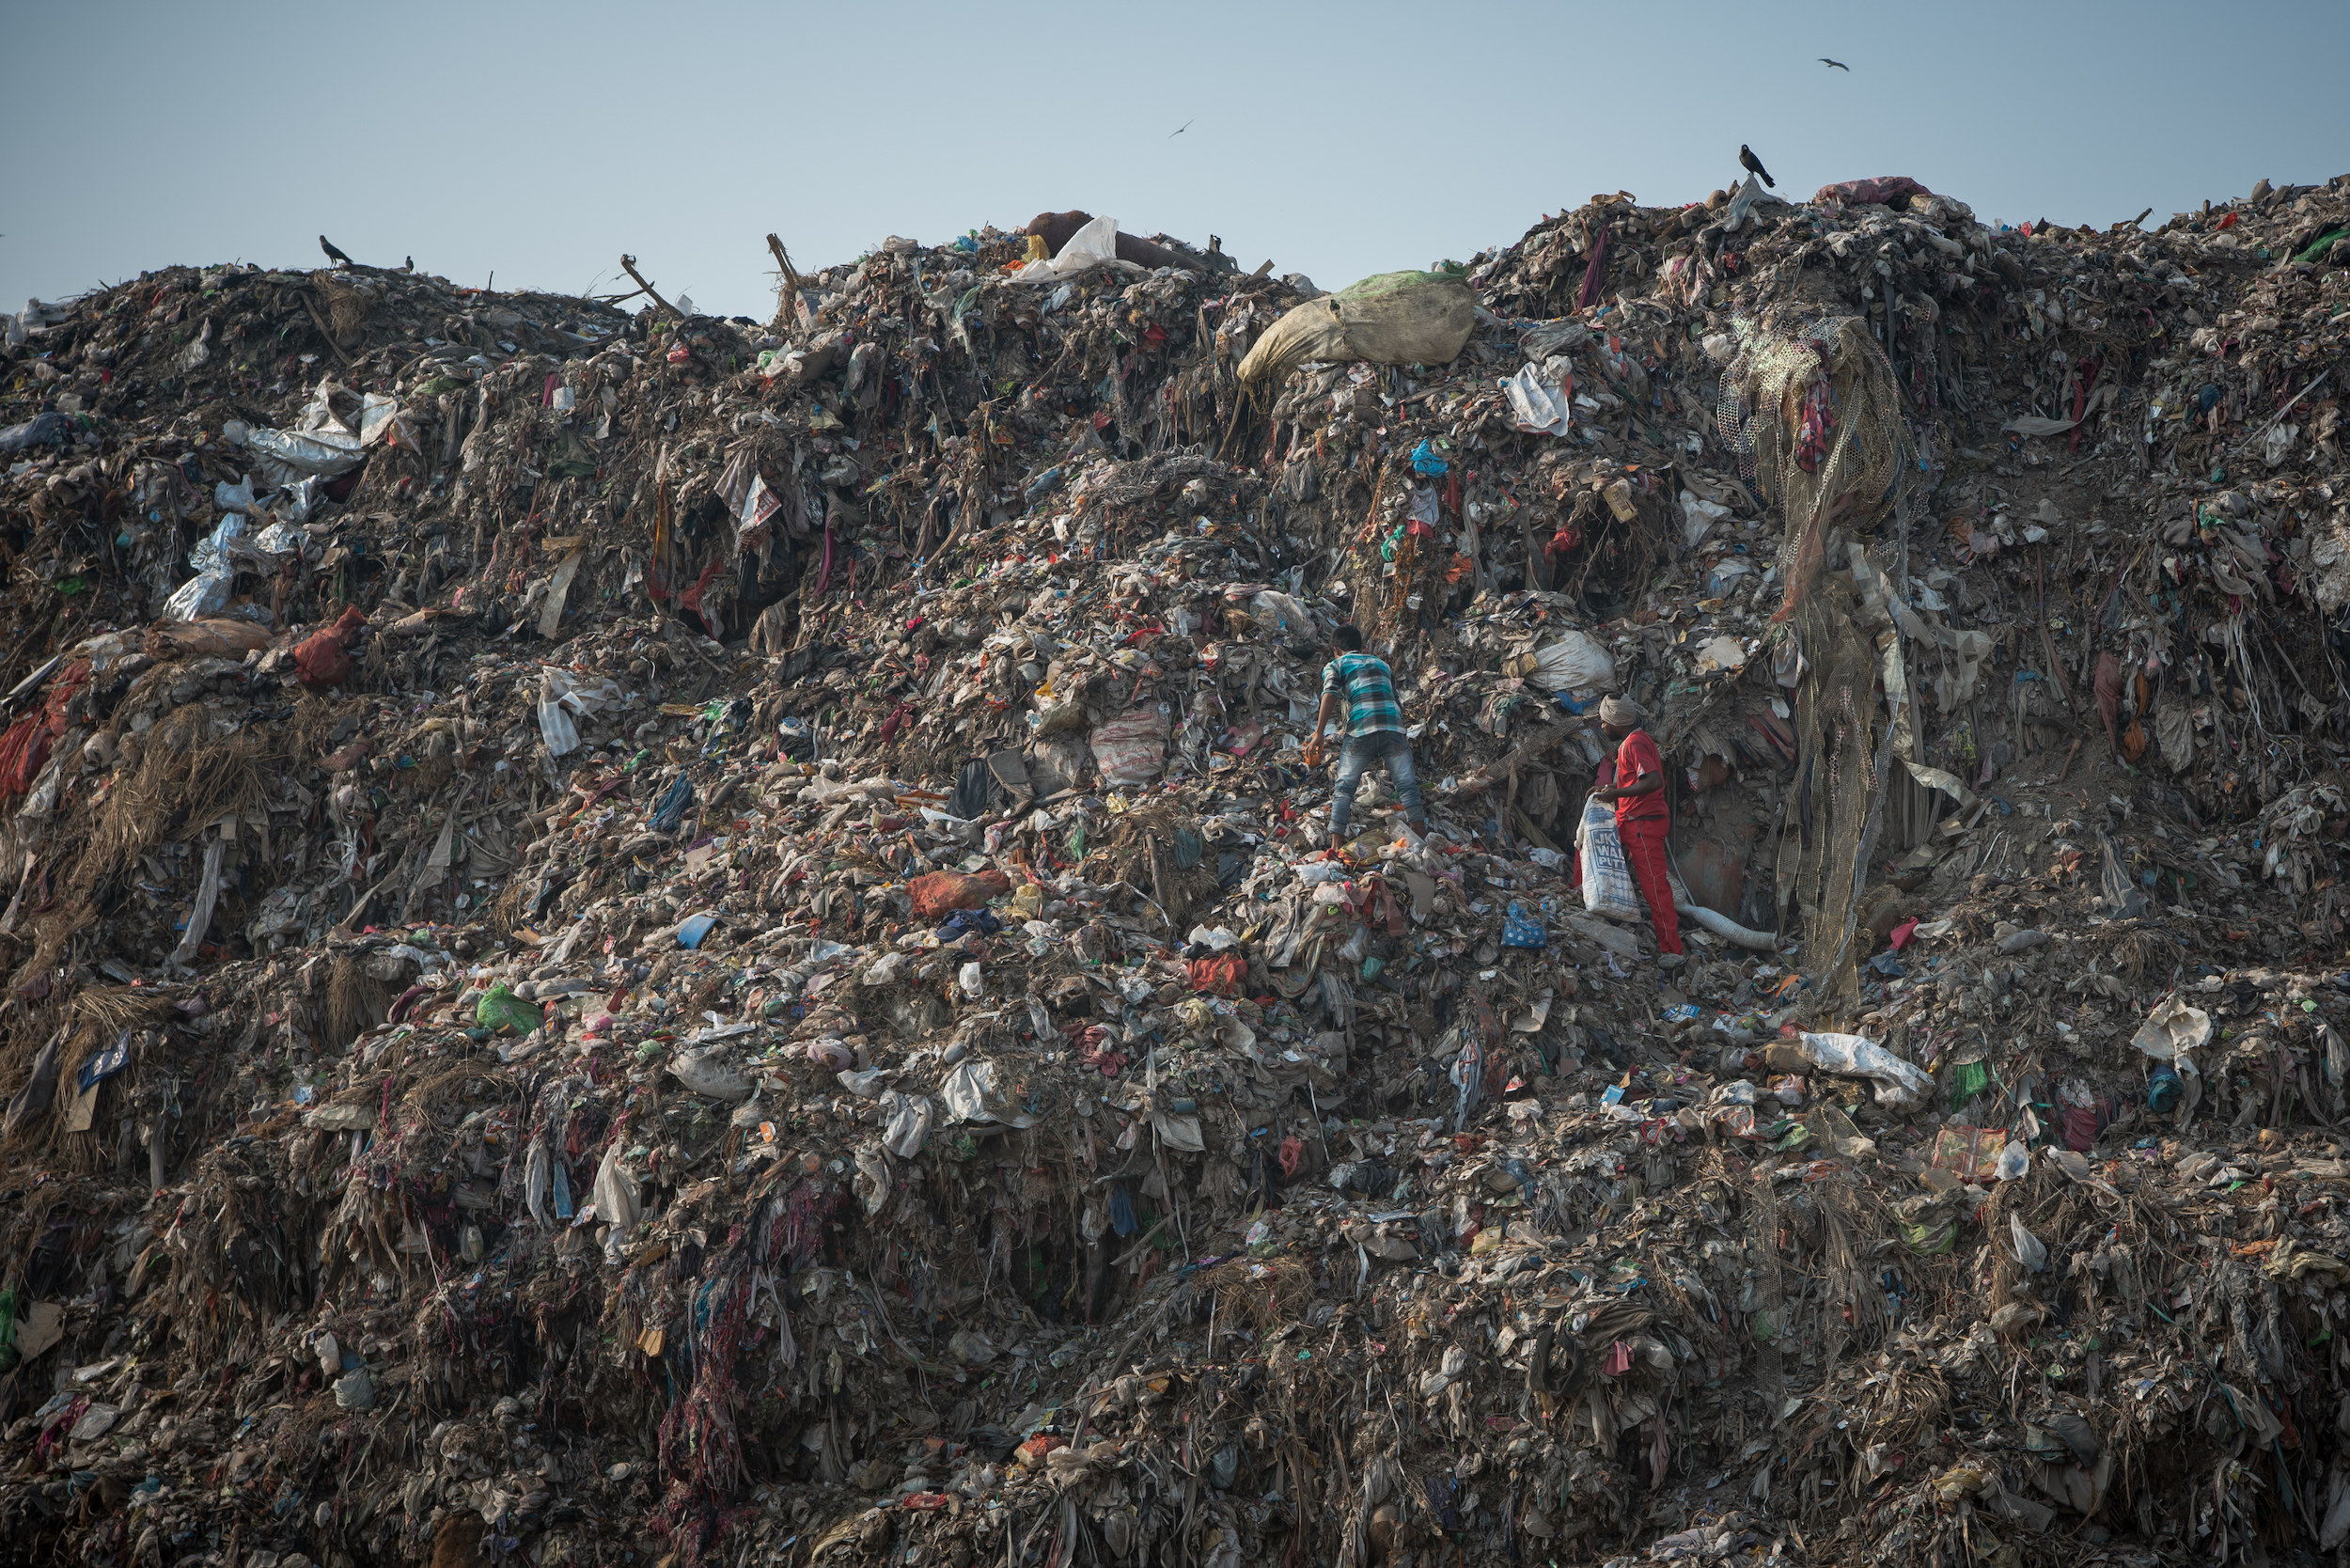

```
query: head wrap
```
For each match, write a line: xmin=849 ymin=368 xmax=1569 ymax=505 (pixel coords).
xmin=1600 ymin=697 xmax=1644 ymax=728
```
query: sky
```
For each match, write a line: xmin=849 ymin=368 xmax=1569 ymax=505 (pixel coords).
xmin=6 ymin=0 xmax=2346 ymax=321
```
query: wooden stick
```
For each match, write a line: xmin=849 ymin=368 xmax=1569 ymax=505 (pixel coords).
xmin=300 ymin=291 xmax=358 ymax=368
xmin=1452 ymin=715 xmax=1583 ymax=800
xmin=2232 ymin=368 xmax=2329 ymax=457
xmin=2035 ymin=555 xmax=2077 ymax=722
xmin=618 ymin=255 xmax=683 ymax=321
xmin=765 ymin=234 xmax=805 ymax=309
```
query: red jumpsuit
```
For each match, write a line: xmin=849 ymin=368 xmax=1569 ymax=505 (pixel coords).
xmin=1612 ymin=729 xmax=1682 ymax=955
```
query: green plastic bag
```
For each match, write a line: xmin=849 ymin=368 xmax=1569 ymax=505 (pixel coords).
xmin=477 ymin=984 xmax=544 ymax=1036
xmin=1902 ymin=1217 xmax=1957 ymax=1255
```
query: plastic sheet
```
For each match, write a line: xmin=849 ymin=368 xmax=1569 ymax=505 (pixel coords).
xmin=670 ymin=1045 xmax=753 ymax=1101
xmin=1502 ymin=361 xmax=1573 ymax=435
xmin=1008 ymin=215 xmax=1132 ymax=285
xmin=1090 ymin=703 xmax=1168 ymax=787
xmin=161 ymin=514 xmax=244 ymax=620
xmin=1794 ymin=1030 xmax=1935 ymax=1109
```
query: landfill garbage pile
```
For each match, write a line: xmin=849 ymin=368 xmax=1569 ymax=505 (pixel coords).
xmin=0 ymin=171 xmax=2348 ymax=1568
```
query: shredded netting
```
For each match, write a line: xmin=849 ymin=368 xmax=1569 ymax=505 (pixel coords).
xmin=1715 ymin=313 xmax=1911 ymax=622
xmin=1720 ymin=314 xmax=1915 ymax=996
xmin=1774 ymin=593 xmax=1894 ymax=999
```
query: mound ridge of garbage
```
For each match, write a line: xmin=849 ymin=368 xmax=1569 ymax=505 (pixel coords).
xmin=0 ymin=171 xmax=2347 ymax=1568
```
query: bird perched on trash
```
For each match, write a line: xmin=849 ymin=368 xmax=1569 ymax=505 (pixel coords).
xmin=319 ymin=235 xmax=354 ymax=267
xmin=402 ymin=256 xmax=414 ymax=272
xmin=1819 ymin=56 xmax=1848 ymax=70
xmin=1738 ymin=145 xmax=1776 ymax=189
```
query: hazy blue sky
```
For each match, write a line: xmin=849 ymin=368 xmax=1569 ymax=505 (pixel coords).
xmin=7 ymin=0 xmax=2344 ymax=321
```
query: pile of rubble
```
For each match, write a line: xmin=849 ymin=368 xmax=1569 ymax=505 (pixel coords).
xmin=1 ymin=172 xmax=2348 ymax=1568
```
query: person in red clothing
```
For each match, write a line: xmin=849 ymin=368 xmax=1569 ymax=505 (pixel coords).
xmin=1591 ymin=696 xmax=1684 ymax=966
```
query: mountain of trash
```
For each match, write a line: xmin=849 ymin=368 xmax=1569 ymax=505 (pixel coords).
xmin=2 ymin=171 xmax=2349 ymax=1568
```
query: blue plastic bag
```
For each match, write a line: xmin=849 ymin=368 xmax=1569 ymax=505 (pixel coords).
xmin=75 ymin=1033 xmax=132 ymax=1093
xmin=935 ymin=908 xmax=1001 ymax=941
xmin=1501 ymin=902 xmax=1544 ymax=949
xmin=650 ymin=774 xmax=696 ymax=833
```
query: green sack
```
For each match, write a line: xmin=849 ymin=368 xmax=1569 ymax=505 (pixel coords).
xmin=477 ymin=984 xmax=544 ymax=1036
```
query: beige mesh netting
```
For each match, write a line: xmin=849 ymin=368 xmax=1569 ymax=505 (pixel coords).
xmin=1715 ymin=313 xmax=1909 ymax=622
xmin=1774 ymin=587 xmax=1900 ymax=1000
xmin=1719 ymin=314 xmax=1915 ymax=996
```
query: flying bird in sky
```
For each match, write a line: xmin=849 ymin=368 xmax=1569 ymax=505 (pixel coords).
xmin=1738 ymin=145 xmax=1776 ymax=189
xmin=1819 ymin=57 xmax=1848 ymax=70
xmin=1169 ymin=119 xmax=1193 ymax=138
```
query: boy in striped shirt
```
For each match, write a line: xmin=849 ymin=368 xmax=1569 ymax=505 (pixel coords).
xmin=1305 ymin=626 xmax=1428 ymax=853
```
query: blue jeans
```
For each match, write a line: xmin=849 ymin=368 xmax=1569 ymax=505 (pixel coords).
xmin=1331 ymin=730 xmax=1424 ymax=838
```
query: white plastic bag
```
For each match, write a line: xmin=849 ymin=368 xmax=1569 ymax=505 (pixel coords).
xmin=525 ymin=1140 xmax=552 ymax=1229
xmin=536 ymin=679 xmax=581 ymax=756
xmin=1010 ymin=216 xmax=1133 ymax=284
xmin=940 ymin=1058 xmax=1034 ymax=1127
xmin=355 ymin=391 xmax=401 ymax=447
xmin=1576 ymin=795 xmax=1644 ymax=921
xmin=882 ymin=1091 xmax=934 ymax=1159
xmin=1506 ymin=630 xmax=1616 ymax=693
xmin=534 ymin=668 xmax=622 ymax=758
xmin=669 ymin=1046 xmax=753 ymax=1102
xmin=1503 ymin=362 xmax=1572 ymax=435
xmin=1246 ymin=589 xmax=1321 ymax=642
xmin=590 ymin=1140 xmax=641 ymax=1235
xmin=2131 ymin=996 xmax=2211 ymax=1061
xmin=1794 ymin=1031 xmax=1937 ymax=1110
xmin=1681 ymin=490 xmax=1731 ymax=547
